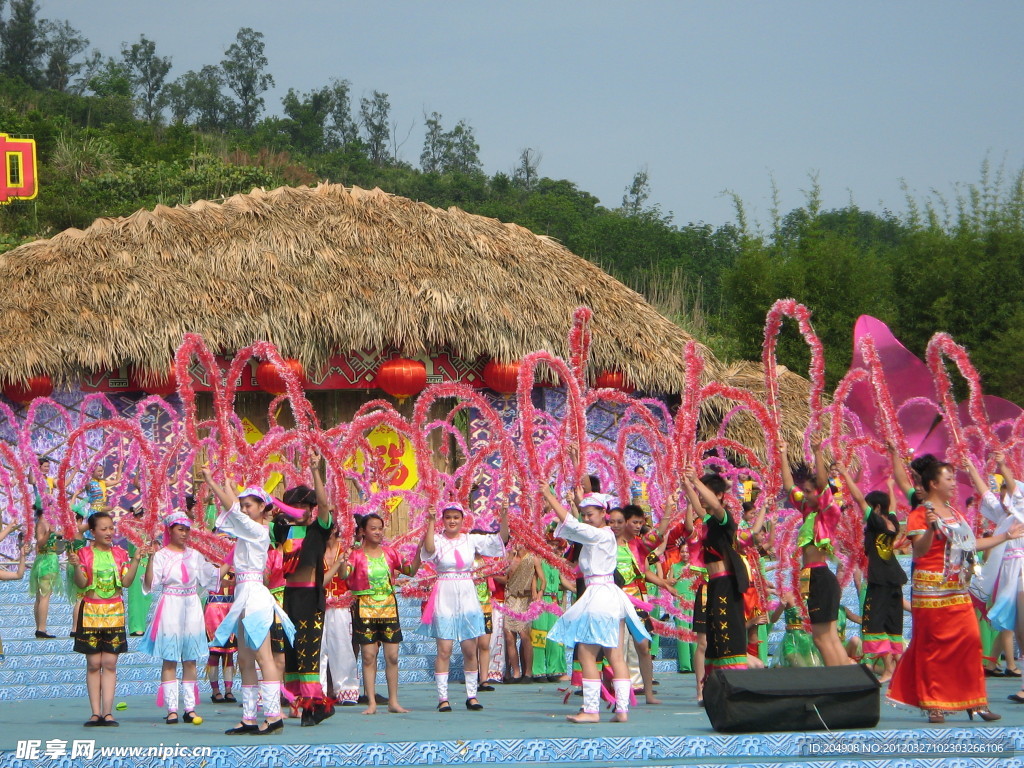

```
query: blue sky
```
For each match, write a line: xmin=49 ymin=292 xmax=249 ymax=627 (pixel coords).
xmin=41 ymin=0 xmax=1024 ymax=227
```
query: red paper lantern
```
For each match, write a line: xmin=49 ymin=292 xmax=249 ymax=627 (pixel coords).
xmin=129 ymin=367 xmax=177 ymax=397
xmin=375 ymin=357 xmax=427 ymax=401
xmin=255 ymin=359 xmax=306 ymax=395
xmin=483 ymin=359 xmax=521 ymax=395
xmin=594 ymin=370 xmax=634 ymax=393
xmin=3 ymin=375 xmax=54 ymax=404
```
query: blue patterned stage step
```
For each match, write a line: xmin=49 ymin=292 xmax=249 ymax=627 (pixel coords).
xmin=0 ymin=579 xmax=678 ymax=700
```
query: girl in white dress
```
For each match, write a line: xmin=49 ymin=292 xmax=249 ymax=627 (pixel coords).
xmin=541 ymin=487 xmax=650 ymax=723
xmin=420 ymin=502 xmax=508 ymax=712
xmin=141 ymin=512 xmax=220 ymax=724
xmin=202 ymin=469 xmax=296 ymax=735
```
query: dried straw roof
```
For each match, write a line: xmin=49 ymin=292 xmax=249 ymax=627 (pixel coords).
xmin=0 ymin=183 xmax=717 ymax=392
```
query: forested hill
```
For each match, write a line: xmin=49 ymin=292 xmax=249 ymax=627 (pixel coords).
xmin=2 ymin=2 xmax=1023 ymax=402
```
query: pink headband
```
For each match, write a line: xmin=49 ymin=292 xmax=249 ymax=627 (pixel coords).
xmin=163 ymin=512 xmax=192 ymax=529
xmin=441 ymin=503 xmax=466 ymax=515
xmin=238 ymin=486 xmax=308 ymax=521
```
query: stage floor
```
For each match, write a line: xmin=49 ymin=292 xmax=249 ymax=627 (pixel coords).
xmin=1 ymin=673 xmax=1023 ymax=767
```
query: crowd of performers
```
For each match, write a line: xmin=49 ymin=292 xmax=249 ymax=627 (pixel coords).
xmin=6 ymin=437 xmax=1024 ymax=731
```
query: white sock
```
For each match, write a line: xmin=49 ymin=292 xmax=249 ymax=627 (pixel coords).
xmin=613 ymin=678 xmax=631 ymax=713
xmin=260 ymin=681 xmax=282 ymax=718
xmin=161 ymin=680 xmax=179 ymax=714
xmin=582 ymin=678 xmax=601 ymax=714
xmin=465 ymin=670 xmax=479 ymax=700
xmin=241 ymin=684 xmax=259 ymax=722
xmin=435 ymin=673 xmax=449 ymax=703
xmin=181 ymin=679 xmax=198 ymax=713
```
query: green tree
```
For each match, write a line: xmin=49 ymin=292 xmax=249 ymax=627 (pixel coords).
xmin=39 ymin=19 xmax=88 ymax=92
xmin=420 ymin=112 xmax=482 ymax=175
xmin=281 ymin=85 xmax=335 ymax=154
xmin=221 ymin=27 xmax=274 ymax=130
xmin=359 ymin=90 xmax=391 ymax=165
xmin=121 ymin=35 xmax=171 ymax=122
xmin=0 ymin=0 xmax=44 ymax=86
xmin=165 ymin=65 xmax=228 ymax=129
xmin=621 ymin=167 xmax=651 ymax=216
xmin=85 ymin=56 xmax=132 ymax=99
xmin=325 ymin=78 xmax=358 ymax=148
xmin=512 ymin=147 xmax=541 ymax=191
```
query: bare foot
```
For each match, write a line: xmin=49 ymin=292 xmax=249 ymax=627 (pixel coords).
xmin=877 ymin=674 xmax=892 ymax=684
xmin=387 ymin=703 xmax=409 ymax=713
xmin=362 ymin=705 xmax=377 ymax=715
xmin=555 ymin=675 xmax=570 ymax=682
xmin=610 ymin=711 xmax=629 ymax=722
xmin=646 ymin=694 xmax=662 ymax=705
xmin=566 ymin=712 xmax=600 ymax=723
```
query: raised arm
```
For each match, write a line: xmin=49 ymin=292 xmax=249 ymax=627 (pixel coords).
xmin=310 ymin=451 xmax=332 ymax=527
xmin=686 ymin=467 xmax=726 ymax=522
xmin=497 ymin=503 xmax=509 ymax=545
xmin=887 ymin=441 xmax=914 ymax=499
xmin=680 ymin=472 xmax=702 ymax=533
xmin=836 ymin=464 xmax=869 ymax=516
xmin=541 ymin=485 xmax=571 ymax=524
xmin=994 ymin=450 xmax=1017 ymax=497
xmin=963 ymin=455 xmax=990 ymax=499
xmin=747 ymin=500 xmax=768 ymax=537
xmin=778 ymin=440 xmax=795 ymax=493
xmin=420 ymin=511 xmax=436 ymax=555
xmin=812 ymin=437 xmax=829 ymax=492
xmin=201 ymin=467 xmax=237 ymax=511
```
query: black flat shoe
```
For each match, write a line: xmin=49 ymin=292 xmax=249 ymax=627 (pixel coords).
xmin=34 ymin=630 xmax=55 ymax=639
xmin=183 ymin=711 xmax=199 ymax=723
xmin=83 ymin=715 xmax=102 ymax=727
xmin=1007 ymin=668 xmax=1023 ymax=677
xmin=466 ymin=698 xmax=484 ymax=711
xmin=223 ymin=692 xmax=237 ymax=702
xmin=256 ymin=719 xmax=284 ymax=735
xmin=985 ymin=668 xmax=1005 ymax=677
xmin=1007 ymin=694 xmax=1024 ymax=703
xmin=224 ymin=723 xmax=258 ymax=735
xmin=437 ymin=701 xmax=452 ymax=712
xmin=165 ymin=713 xmax=179 ymax=724
xmin=300 ymin=709 xmax=316 ymax=727
xmin=478 ymin=684 xmax=495 ymax=692
xmin=211 ymin=692 xmax=226 ymax=703
xmin=101 ymin=715 xmax=119 ymax=727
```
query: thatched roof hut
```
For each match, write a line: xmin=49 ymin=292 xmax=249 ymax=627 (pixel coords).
xmin=0 ymin=183 xmax=815 ymax=459
xmin=0 ymin=183 xmax=714 ymax=392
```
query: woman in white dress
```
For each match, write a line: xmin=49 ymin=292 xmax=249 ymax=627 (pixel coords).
xmin=202 ymin=469 xmax=296 ymax=735
xmin=141 ymin=512 xmax=220 ymax=724
xmin=541 ymin=487 xmax=650 ymax=723
xmin=420 ymin=502 xmax=508 ymax=712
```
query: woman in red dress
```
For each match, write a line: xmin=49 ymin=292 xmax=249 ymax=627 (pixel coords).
xmin=888 ymin=455 xmax=1024 ymax=722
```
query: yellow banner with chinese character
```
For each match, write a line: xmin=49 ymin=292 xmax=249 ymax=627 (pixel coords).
xmin=240 ymin=417 xmax=284 ymax=493
xmin=348 ymin=425 xmax=418 ymax=513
